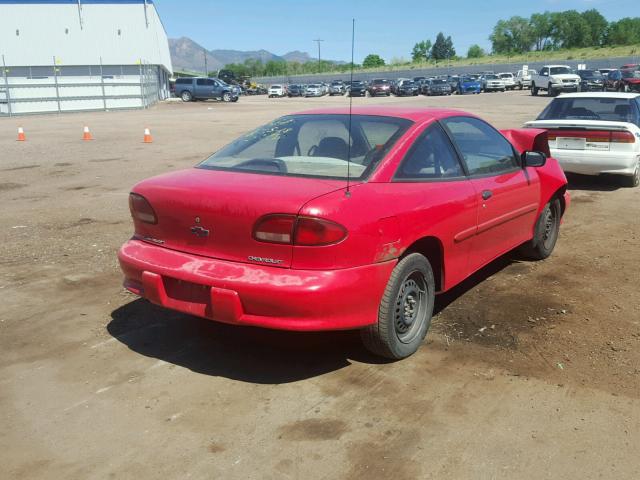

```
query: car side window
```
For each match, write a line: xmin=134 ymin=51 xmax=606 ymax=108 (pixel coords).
xmin=196 ymin=79 xmax=207 ymax=86
xmin=396 ymin=123 xmax=464 ymax=180
xmin=441 ymin=117 xmax=519 ymax=176
xmin=540 ymin=68 xmax=548 ymax=76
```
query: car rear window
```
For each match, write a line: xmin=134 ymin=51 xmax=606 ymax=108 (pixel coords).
xmin=198 ymin=114 xmax=413 ymax=180
xmin=537 ymin=97 xmax=638 ymax=123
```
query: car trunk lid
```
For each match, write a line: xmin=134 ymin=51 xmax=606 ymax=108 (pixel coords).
xmin=525 ymin=120 xmax=636 ymax=152
xmin=131 ymin=168 xmax=346 ymax=268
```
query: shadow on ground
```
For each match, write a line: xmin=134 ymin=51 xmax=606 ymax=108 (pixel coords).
xmin=566 ymin=173 xmax=621 ymax=192
xmin=108 ymin=253 xmax=517 ymax=383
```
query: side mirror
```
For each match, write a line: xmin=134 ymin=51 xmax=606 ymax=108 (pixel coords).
xmin=522 ymin=151 xmax=547 ymax=168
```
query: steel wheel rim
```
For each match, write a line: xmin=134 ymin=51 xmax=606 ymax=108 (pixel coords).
xmin=394 ymin=271 xmax=427 ymax=344
xmin=542 ymin=207 xmax=557 ymax=250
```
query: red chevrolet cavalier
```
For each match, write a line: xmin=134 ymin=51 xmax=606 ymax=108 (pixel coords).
xmin=118 ymin=106 xmax=569 ymax=359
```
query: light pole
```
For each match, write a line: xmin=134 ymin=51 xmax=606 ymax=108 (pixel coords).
xmin=203 ymin=48 xmax=208 ymax=77
xmin=313 ymin=39 xmax=324 ymax=73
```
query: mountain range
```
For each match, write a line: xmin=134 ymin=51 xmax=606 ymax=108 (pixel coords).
xmin=169 ymin=37 xmax=315 ymax=73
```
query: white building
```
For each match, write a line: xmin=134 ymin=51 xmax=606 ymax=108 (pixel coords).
xmin=0 ymin=0 xmax=173 ymax=115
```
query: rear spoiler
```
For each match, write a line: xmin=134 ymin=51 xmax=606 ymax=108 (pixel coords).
xmin=500 ymin=128 xmax=550 ymax=157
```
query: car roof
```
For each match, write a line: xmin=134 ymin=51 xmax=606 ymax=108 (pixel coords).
xmin=293 ymin=106 xmax=473 ymax=121
xmin=553 ymin=92 xmax=640 ymax=99
xmin=544 ymin=65 xmax=572 ymax=68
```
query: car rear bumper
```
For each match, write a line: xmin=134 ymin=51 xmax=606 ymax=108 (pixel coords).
xmin=551 ymin=149 xmax=639 ymax=176
xmin=118 ymin=239 xmax=395 ymax=331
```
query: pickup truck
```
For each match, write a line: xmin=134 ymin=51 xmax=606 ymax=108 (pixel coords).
xmin=530 ymin=65 xmax=580 ymax=97
xmin=174 ymin=77 xmax=239 ymax=102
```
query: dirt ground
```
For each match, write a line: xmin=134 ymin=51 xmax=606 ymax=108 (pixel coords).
xmin=1 ymin=92 xmax=639 ymax=480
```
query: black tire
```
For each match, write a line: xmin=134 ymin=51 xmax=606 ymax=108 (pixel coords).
xmin=548 ymin=83 xmax=556 ymax=97
xmin=518 ymin=83 xmax=523 ymax=90
xmin=620 ymin=161 xmax=640 ymax=187
xmin=231 ymin=96 xmax=239 ymax=103
xmin=180 ymin=91 xmax=192 ymax=102
xmin=519 ymin=199 xmax=561 ymax=260
xmin=361 ymin=253 xmax=435 ymax=360
xmin=531 ymin=83 xmax=538 ymax=96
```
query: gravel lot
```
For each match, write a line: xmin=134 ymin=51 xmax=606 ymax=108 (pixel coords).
xmin=1 ymin=92 xmax=639 ymax=479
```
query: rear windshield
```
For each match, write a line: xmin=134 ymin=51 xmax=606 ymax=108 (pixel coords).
xmin=198 ymin=114 xmax=413 ymax=180
xmin=432 ymin=79 xmax=447 ymax=85
xmin=271 ymin=85 xmax=282 ymax=88
xmin=372 ymin=80 xmax=389 ymax=85
xmin=485 ymin=75 xmax=499 ymax=79
xmin=537 ymin=97 xmax=638 ymax=123
xmin=499 ymin=74 xmax=513 ymax=78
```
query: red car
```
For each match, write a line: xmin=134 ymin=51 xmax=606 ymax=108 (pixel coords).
xmin=119 ymin=107 xmax=569 ymax=359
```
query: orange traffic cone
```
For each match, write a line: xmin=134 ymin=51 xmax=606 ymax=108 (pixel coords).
xmin=17 ymin=126 xmax=26 ymax=141
xmin=143 ymin=127 xmax=153 ymax=143
xmin=82 ymin=126 xmax=93 ymax=141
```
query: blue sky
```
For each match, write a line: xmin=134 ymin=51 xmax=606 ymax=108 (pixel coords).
xmin=155 ymin=0 xmax=627 ymax=62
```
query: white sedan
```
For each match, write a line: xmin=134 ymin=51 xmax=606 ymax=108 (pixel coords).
xmin=525 ymin=92 xmax=640 ymax=187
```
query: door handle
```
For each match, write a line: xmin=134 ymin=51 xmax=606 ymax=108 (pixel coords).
xmin=482 ymin=190 xmax=493 ymax=200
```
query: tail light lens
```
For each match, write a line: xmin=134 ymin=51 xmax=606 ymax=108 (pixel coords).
xmin=253 ymin=214 xmax=295 ymax=243
xmin=253 ymin=215 xmax=347 ymax=246
xmin=129 ymin=193 xmax=157 ymax=224
xmin=294 ymin=217 xmax=348 ymax=246
xmin=611 ymin=131 xmax=635 ymax=143
xmin=547 ymin=129 xmax=635 ymax=143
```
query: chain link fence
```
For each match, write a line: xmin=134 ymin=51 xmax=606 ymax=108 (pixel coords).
xmin=253 ymin=55 xmax=640 ymax=86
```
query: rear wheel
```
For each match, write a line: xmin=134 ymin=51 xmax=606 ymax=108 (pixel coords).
xmin=519 ymin=199 xmax=561 ymax=260
xmin=620 ymin=161 xmax=640 ymax=187
xmin=361 ymin=253 xmax=435 ymax=360
xmin=180 ymin=91 xmax=192 ymax=102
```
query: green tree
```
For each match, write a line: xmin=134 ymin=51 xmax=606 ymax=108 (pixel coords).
xmin=362 ymin=54 xmax=385 ymax=68
xmin=581 ymin=9 xmax=608 ymax=46
xmin=467 ymin=44 xmax=485 ymax=58
xmin=431 ymin=32 xmax=456 ymax=60
xmin=550 ymin=10 xmax=590 ymax=48
xmin=411 ymin=40 xmax=432 ymax=62
xmin=489 ymin=16 xmax=533 ymax=54
xmin=606 ymin=17 xmax=640 ymax=45
xmin=530 ymin=12 xmax=553 ymax=50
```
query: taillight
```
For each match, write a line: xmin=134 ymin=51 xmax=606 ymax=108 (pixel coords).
xmin=547 ymin=129 xmax=636 ymax=144
xmin=253 ymin=215 xmax=347 ymax=246
xmin=611 ymin=131 xmax=635 ymax=143
xmin=294 ymin=217 xmax=347 ymax=246
xmin=253 ymin=214 xmax=295 ymax=244
xmin=129 ymin=193 xmax=157 ymax=224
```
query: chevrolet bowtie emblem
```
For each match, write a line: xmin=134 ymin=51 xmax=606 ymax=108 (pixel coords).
xmin=190 ymin=226 xmax=210 ymax=237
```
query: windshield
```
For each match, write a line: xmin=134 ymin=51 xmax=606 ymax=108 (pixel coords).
xmin=485 ymin=75 xmax=498 ymax=79
xmin=622 ymin=70 xmax=640 ymax=79
xmin=271 ymin=85 xmax=282 ymax=89
xmin=550 ymin=67 xmax=572 ymax=75
xmin=372 ymin=80 xmax=389 ymax=85
xmin=579 ymin=71 xmax=602 ymax=79
xmin=199 ymin=114 xmax=413 ymax=180
xmin=499 ymin=74 xmax=513 ymax=78
xmin=462 ymin=77 xmax=475 ymax=82
xmin=309 ymin=84 xmax=321 ymax=88
xmin=537 ymin=97 xmax=638 ymax=123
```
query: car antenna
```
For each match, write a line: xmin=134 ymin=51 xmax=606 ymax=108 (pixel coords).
xmin=345 ymin=18 xmax=355 ymax=198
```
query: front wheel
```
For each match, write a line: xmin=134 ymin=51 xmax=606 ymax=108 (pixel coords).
xmin=531 ymin=83 xmax=538 ymax=96
xmin=361 ymin=253 xmax=435 ymax=360
xmin=222 ymin=92 xmax=232 ymax=102
xmin=519 ymin=199 xmax=561 ymax=260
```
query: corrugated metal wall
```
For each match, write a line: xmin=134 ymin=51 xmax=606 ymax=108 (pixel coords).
xmin=0 ymin=0 xmax=172 ymax=115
